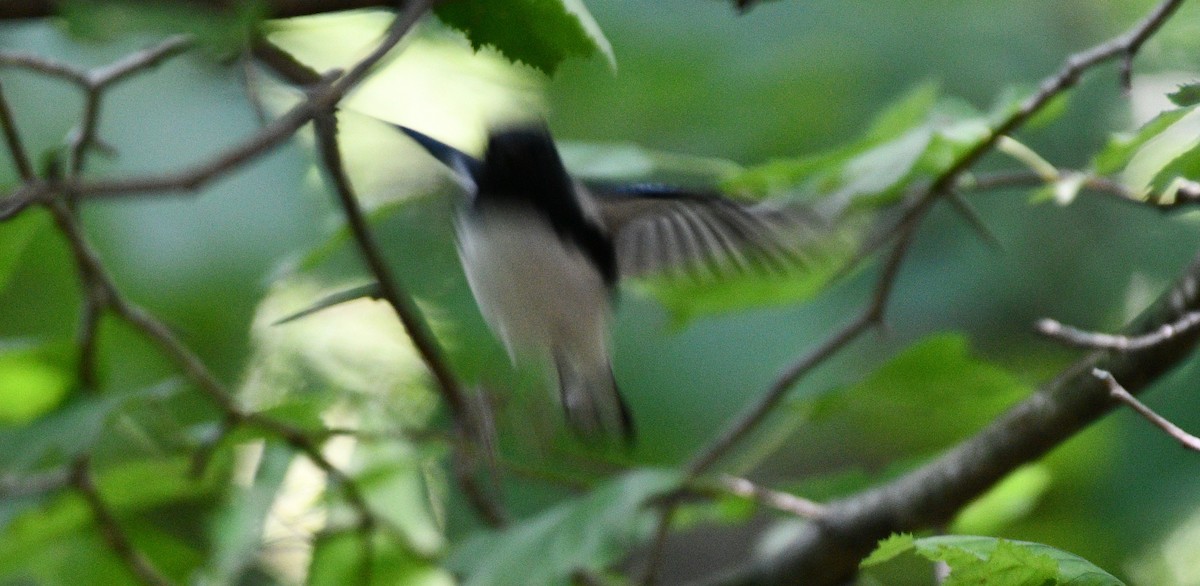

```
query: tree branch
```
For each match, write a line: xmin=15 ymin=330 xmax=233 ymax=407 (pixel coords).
xmin=71 ymin=457 xmax=174 ymax=586
xmin=1039 ymin=312 xmax=1200 ymax=351
xmin=0 ymin=3 xmax=440 ymax=568
xmin=666 ymin=0 xmax=1190 ymax=582
xmin=310 ymin=108 xmax=508 ymax=526
xmin=1095 ymin=368 xmax=1200 ymax=452
xmin=711 ymin=246 xmax=1200 ymax=584
xmin=0 ymin=0 xmax=402 ymax=21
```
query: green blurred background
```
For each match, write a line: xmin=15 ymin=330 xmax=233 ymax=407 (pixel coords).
xmin=3 ymin=0 xmax=1200 ymax=583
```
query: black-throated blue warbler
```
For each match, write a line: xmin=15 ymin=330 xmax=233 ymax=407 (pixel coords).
xmin=399 ymin=124 xmax=821 ymax=445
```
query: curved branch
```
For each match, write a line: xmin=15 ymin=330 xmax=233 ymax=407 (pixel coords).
xmin=711 ymin=248 xmax=1200 ymax=584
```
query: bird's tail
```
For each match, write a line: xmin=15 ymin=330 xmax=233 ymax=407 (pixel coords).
xmin=554 ymin=352 xmax=635 ymax=447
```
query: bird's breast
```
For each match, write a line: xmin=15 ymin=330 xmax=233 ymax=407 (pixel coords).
xmin=456 ymin=207 xmax=613 ymax=356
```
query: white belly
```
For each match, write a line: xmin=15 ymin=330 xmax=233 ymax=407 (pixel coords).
xmin=456 ymin=208 xmax=612 ymax=360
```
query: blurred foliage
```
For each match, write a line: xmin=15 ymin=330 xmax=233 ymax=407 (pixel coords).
xmin=3 ymin=0 xmax=1200 ymax=585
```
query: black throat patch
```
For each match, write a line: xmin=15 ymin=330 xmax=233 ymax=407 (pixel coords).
xmin=474 ymin=128 xmax=617 ymax=285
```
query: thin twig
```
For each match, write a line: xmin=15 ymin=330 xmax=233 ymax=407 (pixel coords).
xmin=1038 ymin=312 xmax=1200 ymax=351
xmin=310 ymin=109 xmax=506 ymax=526
xmin=71 ymin=457 xmax=174 ymax=586
xmin=3 ymin=1 xmax=427 ymax=206
xmin=718 ymin=475 xmax=826 ymax=519
xmin=1094 ymin=368 xmax=1200 ymax=452
xmin=0 ymin=80 xmax=34 ymax=181
xmin=0 ymin=52 xmax=90 ymax=84
xmin=0 ymin=467 xmax=70 ymax=498
xmin=961 ymin=168 xmax=1200 ymax=209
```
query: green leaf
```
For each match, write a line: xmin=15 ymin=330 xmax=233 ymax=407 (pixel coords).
xmin=1168 ymin=82 xmax=1200 ymax=107
xmin=309 ymin=531 xmax=453 ymax=586
xmin=800 ymin=333 xmax=1030 ymax=458
xmin=449 ymin=469 xmax=680 ymax=586
xmin=934 ymin=539 xmax=1057 ymax=586
xmin=1121 ymin=107 xmax=1200 ymax=196
xmin=863 ymin=535 xmax=1124 ymax=586
xmin=987 ymin=85 xmax=1071 ymax=130
xmin=353 ymin=442 xmax=446 ymax=556
xmin=724 ymin=83 xmax=942 ymax=198
xmin=0 ymin=456 xmax=221 ymax=584
xmin=725 ymin=86 xmax=991 ymax=214
xmin=434 ymin=0 xmax=615 ymax=75
xmin=202 ymin=443 xmax=292 ymax=584
xmin=0 ymin=380 xmax=180 ymax=474
xmin=860 ymin=533 xmax=916 ymax=567
xmin=863 ymin=82 xmax=942 ymax=142
xmin=0 ymin=210 xmax=47 ymax=295
xmin=1092 ymin=107 xmax=1193 ymax=176
xmin=952 ymin=465 xmax=1053 ymax=535
xmin=0 ymin=343 xmax=72 ymax=425
xmin=59 ymin=0 xmax=261 ymax=55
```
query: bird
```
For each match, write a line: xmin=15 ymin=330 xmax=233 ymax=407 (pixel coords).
xmin=397 ymin=123 xmax=825 ymax=446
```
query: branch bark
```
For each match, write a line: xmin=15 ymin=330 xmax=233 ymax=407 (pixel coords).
xmin=0 ymin=0 xmax=399 ymax=21
xmin=709 ymin=249 xmax=1200 ymax=585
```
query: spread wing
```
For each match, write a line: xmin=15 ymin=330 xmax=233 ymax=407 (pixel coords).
xmin=593 ymin=184 xmax=826 ymax=281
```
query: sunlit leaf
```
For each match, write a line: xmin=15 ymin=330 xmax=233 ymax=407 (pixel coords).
xmin=864 ymin=535 xmax=1124 ymax=586
xmin=202 ymin=444 xmax=292 ymax=584
xmin=1092 ymin=107 xmax=1193 ymax=176
xmin=724 ymin=83 xmax=943 ymax=198
xmin=726 ymin=86 xmax=992 ymax=216
xmin=1122 ymin=107 xmax=1200 ymax=196
xmin=309 ymin=530 xmax=453 ymax=586
xmin=951 ymin=465 xmax=1053 ymax=535
xmin=435 ymin=0 xmax=614 ymax=75
xmin=0 ymin=343 xmax=72 ymax=425
xmin=353 ymin=442 xmax=446 ymax=556
xmin=450 ymin=469 xmax=679 ymax=586
xmin=860 ymin=533 xmax=916 ymax=566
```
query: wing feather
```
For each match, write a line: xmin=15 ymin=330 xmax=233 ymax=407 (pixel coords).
xmin=595 ymin=185 xmax=824 ymax=281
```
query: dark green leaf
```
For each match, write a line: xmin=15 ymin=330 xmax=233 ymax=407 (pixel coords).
xmin=1168 ymin=82 xmax=1200 ymax=107
xmin=0 ymin=380 xmax=181 ymax=474
xmin=59 ymin=0 xmax=261 ymax=55
xmin=799 ymin=333 xmax=1029 ymax=459
xmin=309 ymin=530 xmax=451 ymax=586
xmin=449 ymin=469 xmax=679 ymax=586
xmin=0 ymin=457 xmax=222 ymax=584
xmin=0 ymin=210 xmax=48 ymax=296
xmin=434 ymin=0 xmax=614 ymax=75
